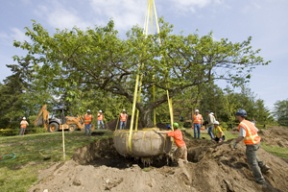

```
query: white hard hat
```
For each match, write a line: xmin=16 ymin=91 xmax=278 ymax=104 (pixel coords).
xmin=23 ymin=117 xmax=26 ymax=120
xmin=195 ymin=109 xmax=199 ymax=113
xmin=99 ymin=110 xmax=102 ymax=113
xmin=87 ymin=109 xmax=91 ymax=113
xmin=214 ymin=121 xmax=219 ymax=125
xmin=122 ymin=109 xmax=126 ymax=112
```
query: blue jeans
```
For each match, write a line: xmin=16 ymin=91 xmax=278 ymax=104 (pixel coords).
xmin=208 ymin=126 xmax=214 ymax=139
xmin=194 ymin=124 xmax=201 ymax=139
xmin=85 ymin=124 xmax=91 ymax=135
xmin=97 ymin=120 xmax=105 ymax=129
xmin=119 ymin=121 xmax=126 ymax=129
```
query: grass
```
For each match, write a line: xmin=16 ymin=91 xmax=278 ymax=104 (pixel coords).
xmin=261 ymin=142 xmax=288 ymax=160
xmin=0 ymin=130 xmax=112 ymax=192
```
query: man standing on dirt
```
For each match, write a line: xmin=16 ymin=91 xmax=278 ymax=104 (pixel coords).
xmin=233 ymin=109 xmax=270 ymax=185
xmin=192 ymin=109 xmax=203 ymax=139
xmin=19 ymin=117 xmax=29 ymax=136
xmin=119 ymin=109 xmax=128 ymax=129
xmin=97 ymin=110 xmax=105 ymax=129
xmin=159 ymin=122 xmax=188 ymax=164
xmin=206 ymin=111 xmax=216 ymax=140
xmin=84 ymin=109 xmax=93 ymax=135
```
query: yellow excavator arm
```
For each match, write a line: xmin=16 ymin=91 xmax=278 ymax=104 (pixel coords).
xmin=34 ymin=104 xmax=50 ymax=131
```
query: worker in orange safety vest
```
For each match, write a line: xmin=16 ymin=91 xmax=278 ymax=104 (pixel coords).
xmin=119 ymin=109 xmax=128 ymax=129
xmin=84 ymin=109 xmax=93 ymax=135
xmin=19 ymin=117 xmax=29 ymax=136
xmin=233 ymin=109 xmax=270 ymax=185
xmin=97 ymin=110 xmax=105 ymax=129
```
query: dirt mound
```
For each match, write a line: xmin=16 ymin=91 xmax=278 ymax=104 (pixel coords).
xmin=260 ymin=127 xmax=288 ymax=148
xmin=30 ymin=136 xmax=288 ymax=192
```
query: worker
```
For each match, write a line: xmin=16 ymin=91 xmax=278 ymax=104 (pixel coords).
xmin=233 ymin=109 xmax=270 ymax=185
xmin=158 ymin=122 xmax=188 ymax=164
xmin=119 ymin=109 xmax=128 ymax=129
xmin=19 ymin=117 xmax=29 ymax=136
xmin=84 ymin=109 xmax=93 ymax=135
xmin=192 ymin=109 xmax=203 ymax=139
xmin=97 ymin=110 xmax=105 ymax=129
xmin=212 ymin=121 xmax=225 ymax=143
xmin=206 ymin=111 xmax=216 ymax=140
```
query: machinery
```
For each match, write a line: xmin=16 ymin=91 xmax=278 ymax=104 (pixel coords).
xmin=34 ymin=104 xmax=86 ymax=132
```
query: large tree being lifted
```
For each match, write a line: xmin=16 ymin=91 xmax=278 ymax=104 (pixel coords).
xmin=13 ymin=19 xmax=269 ymax=127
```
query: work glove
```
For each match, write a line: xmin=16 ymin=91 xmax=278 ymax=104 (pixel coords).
xmin=232 ymin=140 xmax=238 ymax=149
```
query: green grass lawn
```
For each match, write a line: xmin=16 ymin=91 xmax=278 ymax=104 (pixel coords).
xmin=0 ymin=130 xmax=112 ymax=192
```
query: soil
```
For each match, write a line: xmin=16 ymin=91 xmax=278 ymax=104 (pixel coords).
xmin=29 ymin=127 xmax=288 ymax=192
xmin=259 ymin=126 xmax=288 ymax=148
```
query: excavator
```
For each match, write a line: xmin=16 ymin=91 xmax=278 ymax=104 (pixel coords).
xmin=34 ymin=104 xmax=87 ymax=132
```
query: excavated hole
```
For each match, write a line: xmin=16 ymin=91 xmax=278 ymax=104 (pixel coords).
xmin=73 ymin=137 xmax=221 ymax=169
xmin=73 ymin=138 xmax=174 ymax=169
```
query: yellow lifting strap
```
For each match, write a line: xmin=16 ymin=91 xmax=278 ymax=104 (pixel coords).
xmin=128 ymin=0 xmax=174 ymax=152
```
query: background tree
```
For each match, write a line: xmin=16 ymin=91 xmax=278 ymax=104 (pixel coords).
xmin=274 ymin=99 xmax=288 ymax=127
xmin=0 ymin=56 xmax=34 ymax=127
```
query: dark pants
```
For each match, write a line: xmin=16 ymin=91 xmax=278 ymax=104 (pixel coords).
xmin=246 ymin=144 xmax=265 ymax=183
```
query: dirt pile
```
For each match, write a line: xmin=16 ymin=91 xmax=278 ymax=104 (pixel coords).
xmin=30 ymin=134 xmax=288 ymax=192
xmin=260 ymin=126 xmax=288 ymax=148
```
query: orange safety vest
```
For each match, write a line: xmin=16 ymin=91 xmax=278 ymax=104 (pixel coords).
xmin=193 ymin=114 xmax=203 ymax=124
xmin=120 ymin=113 xmax=127 ymax=122
xmin=97 ymin=113 xmax=104 ymax=121
xmin=84 ymin=114 xmax=93 ymax=124
xmin=20 ymin=120 xmax=28 ymax=128
xmin=238 ymin=119 xmax=261 ymax=145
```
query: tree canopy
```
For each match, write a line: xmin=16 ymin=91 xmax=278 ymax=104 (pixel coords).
xmin=1 ymin=19 xmax=271 ymax=128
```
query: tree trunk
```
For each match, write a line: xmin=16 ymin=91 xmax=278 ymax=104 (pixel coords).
xmin=138 ymin=107 xmax=154 ymax=128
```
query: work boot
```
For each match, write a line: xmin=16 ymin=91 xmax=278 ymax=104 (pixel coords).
xmin=256 ymin=178 xmax=266 ymax=185
xmin=260 ymin=164 xmax=270 ymax=174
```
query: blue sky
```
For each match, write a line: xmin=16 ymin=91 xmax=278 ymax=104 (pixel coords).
xmin=0 ymin=0 xmax=287 ymax=111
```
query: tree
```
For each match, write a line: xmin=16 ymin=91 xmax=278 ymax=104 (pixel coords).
xmin=274 ymin=99 xmax=288 ymax=126
xmin=0 ymin=56 xmax=34 ymax=127
xmin=13 ymin=20 xmax=269 ymax=127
